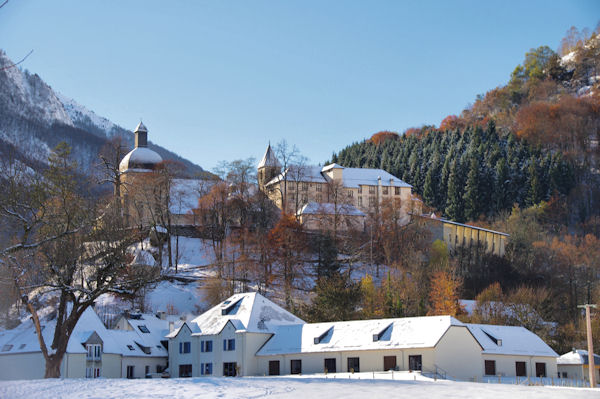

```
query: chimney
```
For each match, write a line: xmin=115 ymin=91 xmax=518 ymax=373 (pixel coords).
xmin=169 ymin=321 xmax=174 ymax=333
xmin=134 ymin=121 xmax=148 ymax=148
xmin=156 ymin=311 xmax=166 ymax=320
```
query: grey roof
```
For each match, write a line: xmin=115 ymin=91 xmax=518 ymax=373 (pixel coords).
xmin=298 ymin=202 xmax=366 ymax=216
xmin=258 ymin=144 xmax=280 ymax=169
xmin=135 ymin=121 xmax=147 ymax=133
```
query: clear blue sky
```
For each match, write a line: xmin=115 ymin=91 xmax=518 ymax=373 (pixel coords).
xmin=1 ymin=1 xmax=598 ymax=171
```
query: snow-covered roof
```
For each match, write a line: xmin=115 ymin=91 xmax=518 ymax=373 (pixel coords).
xmin=465 ymin=324 xmax=557 ymax=357
xmin=131 ymin=249 xmax=156 ymax=267
xmin=257 ymin=144 xmax=280 ymax=169
xmin=135 ymin=121 xmax=147 ymax=133
xmin=257 ymin=316 xmax=462 ymax=356
xmin=0 ymin=307 xmax=122 ymax=356
xmin=265 ymin=164 xmax=411 ymax=189
xmin=337 ymin=166 xmax=411 ymax=189
xmin=557 ymin=349 xmax=600 ymax=365
xmin=298 ymin=202 xmax=366 ymax=217
xmin=168 ymin=292 xmax=305 ymax=338
xmin=0 ymin=307 xmax=180 ymax=358
xmin=119 ymin=147 xmax=163 ymax=172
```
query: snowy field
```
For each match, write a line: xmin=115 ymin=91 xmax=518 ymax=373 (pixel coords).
xmin=0 ymin=376 xmax=593 ymax=399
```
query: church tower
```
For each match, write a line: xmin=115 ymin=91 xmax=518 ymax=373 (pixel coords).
xmin=257 ymin=143 xmax=281 ymax=190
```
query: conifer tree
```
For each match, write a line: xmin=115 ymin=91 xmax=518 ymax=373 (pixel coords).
xmin=463 ymin=156 xmax=481 ymax=221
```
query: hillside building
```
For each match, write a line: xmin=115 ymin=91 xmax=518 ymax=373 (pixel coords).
xmin=557 ymin=349 xmax=600 ymax=382
xmin=257 ymin=144 xmax=417 ymax=230
xmin=167 ymin=292 xmax=558 ymax=381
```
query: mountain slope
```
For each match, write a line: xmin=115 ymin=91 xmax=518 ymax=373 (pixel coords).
xmin=0 ymin=50 xmax=208 ymax=179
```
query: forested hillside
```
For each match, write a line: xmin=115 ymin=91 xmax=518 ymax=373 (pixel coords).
xmin=332 ymin=28 xmax=600 ymax=228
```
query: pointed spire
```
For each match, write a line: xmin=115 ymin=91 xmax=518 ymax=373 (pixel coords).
xmin=135 ymin=121 xmax=147 ymax=133
xmin=258 ymin=143 xmax=280 ymax=169
xmin=134 ymin=121 xmax=148 ymax=148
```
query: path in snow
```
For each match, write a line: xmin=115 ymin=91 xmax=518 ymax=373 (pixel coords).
xmin=0 ymin=376 xmax=593 ymax=399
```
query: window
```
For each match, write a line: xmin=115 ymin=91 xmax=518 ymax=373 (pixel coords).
xmin=369 ymin=196 xmax=375 ymax=206
xmin=126 ymin=365 xmax=135 ymax=379
xmin=369 ymin=186 xmax=375 ymax=194
xmin=223 ymin=362 xmax=237 ymax=377
xmin=145 ymin=365 xmax=150 ymax=376
xmin=358 ymin=186 xmax=362 ymax=194
xmin=535 ymin=362 xmax=546 ymax=378
xmin=301 ymin=195 xmax=308 ymax=204
xmin=127 ymin=344 xmax=135 ymax=351
xmin=383 ymin=187 xmax=388 ymax=195
xmin=201 ymin=340 xmax=213 ymax=352
xmin=1 ymin=344 xmax=12 ymax=352
xmin=484 ymin=360 xmax=496 ymax=376
xmin=179 ymin=341 xmax=191 ymax=354
xmin=316 ymin=184 xmax=322 ymax=192
xmin=561 ymin=371 xmax=568 ymax=378
xmin=179 ymin=364 xmax=192 ymax=378
xmin=290 ymin=359 xmax=302 ymax=375
xmin=324 ymin=358 xmax=336 ymax=373
xmin=347 ymin=190 xmax=353 ymax=197
xmin=515 ymin=361 xmax=526 ymax=377
xmin=18 ymin=344 xmax=26 ymax=350
xmin=223 ymin=339 xmax=235 ymax=351
xmin=395 ymin=187 xmax=400 ymax=195
xmin=87 ymin=344 xmax=102 ymax=360
xmin=409 ymin=355 xmax=422 ymax=371
xmin=347 ymin=357 xmax=360 ymax=373
xmin=383 ymin=356 xmax=397 ymax=371
xmin=138 ymin=325 xmax=150 ymax=334
xmin=302 ymin=183 xmax=308 ymax=191
xmin=201 ymin=363 xmax=213 ymax=375
xmin=269 ymin=360 xmax=280 ymax=376
xmin=289 ymin=184 xmax=295 ymax=191
xmin=358 ymin=197 xmax=363 ymax=207
xmin=86 ymin=367 xmax=101 ymax=378
xmin=317 ymin=194 xmax=322 ymax=202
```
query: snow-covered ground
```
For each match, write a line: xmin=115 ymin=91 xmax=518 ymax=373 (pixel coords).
xmin=0 ymin=375 xmax=593 ymax=399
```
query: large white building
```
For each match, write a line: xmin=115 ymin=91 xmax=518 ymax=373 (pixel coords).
xmin=167 ymin=292 xmax=558 ymax=381
xmin=0 ymin=307 xmax=180 ymax=380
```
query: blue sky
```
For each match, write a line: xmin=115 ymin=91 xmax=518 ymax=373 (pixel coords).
xmin=1 ymin=1 xmax=598 ymax=171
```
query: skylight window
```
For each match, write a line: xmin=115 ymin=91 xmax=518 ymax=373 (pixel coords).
xmin=373 ymin=323 xmax=393 ymax=342
xmin=138 ymin=325 xmax=150 ymax=333
xmin=1 ymin=344 xmax=13 ymax=352
xmin=221 ymin=298 xmax=243 ymax=316
xmin=127 ymin=345 xmax=135 ymax=351
xmin=482 ymin=330 xmax=502 ymax=346
xmin=19 ymin=344 xmax=26 ymax=349
xmin=314 ymin=327 xmax=334 ymax=344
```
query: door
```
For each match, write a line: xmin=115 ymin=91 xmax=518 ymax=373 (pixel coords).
xmin=290 ymin=359 xmax=302 ymax=375
xmin=269 ymin=360 xmax=280 ymax=376
xmin=223 ymin=362 xmax=237 ymax=377
xmin=409 ymin=355 xmax=422 ymax=371
xmin=535 ymin=362 xmax=546 ymax=378
xmin=515 ymin=361 xmax=526 ymax=377
xmin=347 ymin=357 xmax=360 ymax=373
xmin=324 ymin=358 xmax=336 ymax=373
xmin=383 ymin=356 xmax=397 ymax=371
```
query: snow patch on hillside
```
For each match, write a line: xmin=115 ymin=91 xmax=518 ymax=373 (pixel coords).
xmin=56 ymin=92 xmax=118 ymax=137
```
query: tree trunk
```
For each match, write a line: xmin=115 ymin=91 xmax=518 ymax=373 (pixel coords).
xmin=44 ymin=354 xmax=63 ymax=378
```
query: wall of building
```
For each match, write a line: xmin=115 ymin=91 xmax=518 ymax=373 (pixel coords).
xmin=481 ymin=354 xmax=557 ymax=379
xmin=168 ymin=325 xmax=199 ymax=378
xmin=120 ymin=356 xmax=167 ymax=379
xmin=256 ymin=348 xmax=437 ymax=376
xmin=434 ymin=326 xmax=482 ymax=380
xmin=0 ymin=352 xmax=89 ymax=380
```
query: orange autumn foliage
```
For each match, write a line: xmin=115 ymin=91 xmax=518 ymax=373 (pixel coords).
xmin=428 ymin=271 xmax=464 ymax=316
xmin=369 ymin=131 xmax=399 ymax=145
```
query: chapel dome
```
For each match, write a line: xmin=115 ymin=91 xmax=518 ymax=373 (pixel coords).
xmin=119 ymin=122 xmax=163 ymax=172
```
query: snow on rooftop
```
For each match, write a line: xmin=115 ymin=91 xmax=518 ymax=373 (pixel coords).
xmin=257 ymin=144 xmax=280 ymax=169
xmin=119 ymin=147 xmax=163 ymax=172
xmin=298 ymin=202 xmax=365 ymax=216
xmin=337 ymin=166 xmax=411 ymax=189
xmin=557 ymin=349 xmax=600 ymax=365
xmin=185 ymin=292 xmax=305 ymax=337
xmin=257 ymin=316 xmax=461 ymax=356
xmin=466 ymin=324 xmax=557 ymax=357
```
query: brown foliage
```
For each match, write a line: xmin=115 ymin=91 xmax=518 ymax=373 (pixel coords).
xmin=427 ymin=271 xmax=464 ymax=316
xmin=369 ymin=131 xmax=399 ymax=145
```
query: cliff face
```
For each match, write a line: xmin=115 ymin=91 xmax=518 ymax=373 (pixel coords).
xmin=0 ymin=50 xmax=207 ymax=179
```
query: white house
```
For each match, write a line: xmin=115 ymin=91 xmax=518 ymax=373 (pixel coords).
xmin=167 ymin=292 xmax=558 ymax=381
xmin=0 ymin=307 xmax=180 ymax=380
xmin=557 ymin=349 xmax=600 ymax=382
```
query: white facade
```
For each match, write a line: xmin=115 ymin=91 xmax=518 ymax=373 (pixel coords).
xmin=0 ymin=308 xmax=178 ymax=381
xmin=167 ymin=292 xmax=559 ymax=381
